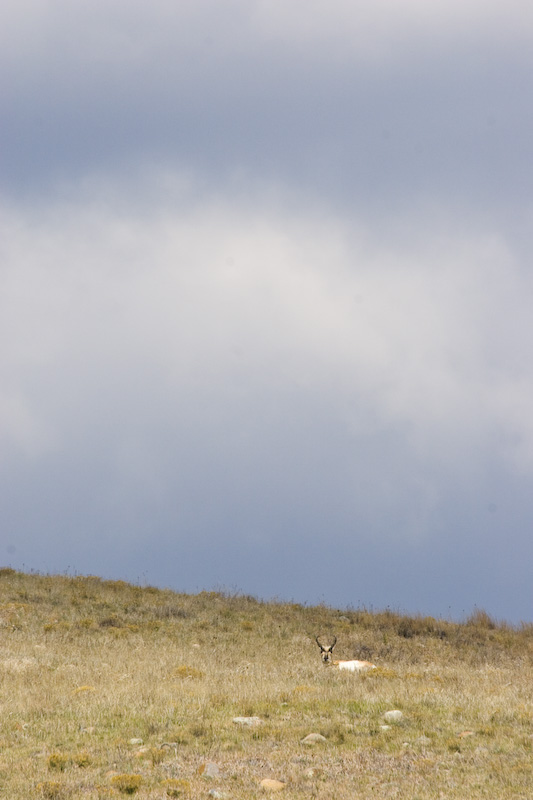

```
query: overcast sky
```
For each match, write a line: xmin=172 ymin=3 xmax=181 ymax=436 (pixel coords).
xmin=2 ymin=1 xmax=533 ymax=623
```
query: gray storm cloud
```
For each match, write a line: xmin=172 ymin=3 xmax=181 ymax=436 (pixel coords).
xmin=2 ymin=187 xmax=533 ymax=619
xmin=1 ymin=0 xmax=533 ymax=620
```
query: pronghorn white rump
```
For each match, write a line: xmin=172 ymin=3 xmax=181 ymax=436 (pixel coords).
xmin=315 ymin=636 xmax=376 ymax=672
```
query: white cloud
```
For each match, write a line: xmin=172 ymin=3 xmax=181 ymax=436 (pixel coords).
xmin=2 ymin=0 xmax=533 ymax=83
xmin=3 ymin=174 xmax=533 ymax=619
xmin=1 ymin=178 xmax=532 ymax=482
xmin=1 ymin=1 xmax=532 ymax=621
xmin=251 ymin=0 xmax=533 ymax=52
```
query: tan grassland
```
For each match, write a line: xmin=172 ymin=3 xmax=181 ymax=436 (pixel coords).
xmin=1 ymin=568 xmax=532 ymax=798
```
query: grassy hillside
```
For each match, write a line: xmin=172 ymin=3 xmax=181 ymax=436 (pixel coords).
xmin=1 ymin=569 xmax=532 ymax=798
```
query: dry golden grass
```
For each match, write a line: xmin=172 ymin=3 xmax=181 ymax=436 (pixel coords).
xmin=1 ymin=568 xmax=532 ymax=798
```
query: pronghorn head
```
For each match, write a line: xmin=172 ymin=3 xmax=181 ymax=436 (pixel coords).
xmin=316 ymin=635 xmax=337 ymax=665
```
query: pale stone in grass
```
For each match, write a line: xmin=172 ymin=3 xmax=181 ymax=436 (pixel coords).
xmin=199 ymin=761 xmax=223 ymax=778
xmin=300 ymin=733 xmax=327 ymax=745
xmin=232 ymin=716 xmax=263 ymax=727
xmin=384 ymin=710 xmax=403 ymax=723
xmin=260 ymin=778 xmax=286 ymax=791
xmin=208 ymin=791 xmax=231 ymax=799
xmin=129 ymin=738 xmax=143 ymax=745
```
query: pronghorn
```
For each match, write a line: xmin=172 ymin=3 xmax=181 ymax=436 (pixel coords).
xmin=316 ymin=636 xmax=377 ymax=672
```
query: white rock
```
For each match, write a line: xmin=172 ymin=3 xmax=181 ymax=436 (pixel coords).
xmin=300 ymin=733 xmax=327 ymax=745
xmin=383 ymin=710 xmax=403 ymax=723
xmin=232 ymin=716 xmax=263 ymax=727
xmin=199 ymin=762 xmax=223 ymax=779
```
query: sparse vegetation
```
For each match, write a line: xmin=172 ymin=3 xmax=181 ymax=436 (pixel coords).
xmin=1 ymin=569 xmax=532 ymax=798
xmin=110 ymin=773 xmax=143 ymax=794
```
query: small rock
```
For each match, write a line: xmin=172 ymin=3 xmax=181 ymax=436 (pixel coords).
xmin=260 ymin=778 xmax=286 ymax=791
xmin=300 ymin=733 xmax=327 ymax=745
xmin=232 ymin=716 xmax=263 ymax=727
xmin=199 ymin=762 xmax=223 ymax=779
xmin=383 ymin=710 xmax=403 ymax=723
xmin=129 ymin=738 xmax=143 ymax=745
xmin=208 ymin=792 xmax=230 ymax=799
xmin=380 ymin=725 xmax=391 ymax=731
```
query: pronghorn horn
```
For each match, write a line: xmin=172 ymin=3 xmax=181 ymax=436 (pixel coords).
xmin=316 ymin=635 xmax=336 ymax=650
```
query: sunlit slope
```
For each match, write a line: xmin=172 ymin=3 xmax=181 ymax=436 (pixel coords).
xmin=1 ymin=569 xmax=532 ymax=798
